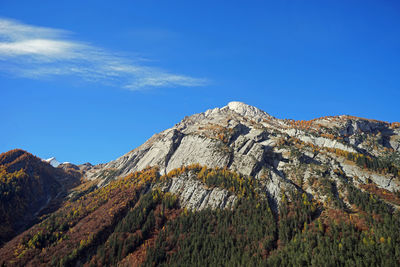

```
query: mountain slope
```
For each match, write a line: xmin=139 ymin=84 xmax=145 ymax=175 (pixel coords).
xmin=0 ymin=149 xmax=82 ymax=245
xmin=1 ymin=165 xmax=399 ymax=266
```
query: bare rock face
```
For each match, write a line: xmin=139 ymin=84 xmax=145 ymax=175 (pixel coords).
xmin=226 ymin=101 xmax=273 ymax=121
xmin=157 ymin=172 xmax=236 ymax=210
xmin=340 ymin=161 xmax=399 ymax=192
xmin=85 ymin=101 xmax=400 ymax=210
xmin=166 ymin=135 xmax=230 ymax=173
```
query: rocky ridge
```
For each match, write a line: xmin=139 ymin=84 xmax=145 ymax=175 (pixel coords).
xmin=85 ymin=102 xmax=400 ymax=210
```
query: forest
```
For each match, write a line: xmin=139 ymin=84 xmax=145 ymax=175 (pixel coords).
xmin=0 ymin=163 xmax=399 ymax=266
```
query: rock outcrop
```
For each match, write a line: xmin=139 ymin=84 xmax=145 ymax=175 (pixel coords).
xmin=157 ymin=172 xmax=236 ymax=210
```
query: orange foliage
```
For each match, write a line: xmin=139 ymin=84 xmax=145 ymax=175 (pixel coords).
xmin=0 ymin=167 xmax=160 ymax=266
xmin=198 ymin=124 xmax=233 ymax=143
xmin=391 ymin=122 xmax=400 ymax=129
xmin=360 ymin=184 xmax=400 ymax=206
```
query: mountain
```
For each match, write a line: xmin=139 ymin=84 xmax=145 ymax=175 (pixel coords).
xmin=0 ymin=102 xmax=400 ymax=266
xmin=86 ymin=101 xmax=400 ymax=208
xmin=0 ymin=149 xmax=82 ymax=245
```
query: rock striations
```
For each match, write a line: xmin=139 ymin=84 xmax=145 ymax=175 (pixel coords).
xmin=85 ymin=101 xmax=400 ymax=210
xmin=158 ymin=171 xmax=237 ymax=211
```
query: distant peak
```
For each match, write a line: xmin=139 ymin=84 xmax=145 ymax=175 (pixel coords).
xmin=44 ymin=157 xmax=61 ymax=167
xmin=225 ymin=101 xmax=271 ymax=119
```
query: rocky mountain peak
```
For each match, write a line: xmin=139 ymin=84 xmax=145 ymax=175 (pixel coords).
xmin=84 ymin=102 xmax=400 ymax=211
xmin=224 ymin=101 xmax=272 ymax=120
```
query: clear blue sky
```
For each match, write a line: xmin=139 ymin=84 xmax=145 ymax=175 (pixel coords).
xmin=1 ymin=1 xmax=399 ymax=164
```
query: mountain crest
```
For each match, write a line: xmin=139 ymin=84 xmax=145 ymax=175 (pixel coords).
xmin=224 ymin=101 xmax=272 ymax=119
xmin=85 ymin=101 xmax=400 ymax=208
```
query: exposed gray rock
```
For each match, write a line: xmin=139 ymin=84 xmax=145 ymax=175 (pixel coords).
xmin=166 ymin=134 xmax=230 ymax=173
xmin=340 ymin=161 xmax=400 ymax=192
xmin=390 ymin=135 xmax=400 ymax=152
xmin=224 ymin=101 xmax=272 ymax=121
xmin=158 ymin=172 xmax=236 ymax=210
xmin=84 ymin=101 xmax=400 ymax=209
xmin=283 ymin=128 xmax=357 ymax=153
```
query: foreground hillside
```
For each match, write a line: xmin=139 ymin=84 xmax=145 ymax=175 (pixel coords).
xmin=0 ymin=149 xmax=81 ymax=245
xmin=0 ymin=102 xmax=399 ymax=266
xmin=0 ymin=165 xmax=399 ymax=266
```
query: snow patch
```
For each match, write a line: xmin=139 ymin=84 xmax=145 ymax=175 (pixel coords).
xmin=44 ymin=157 xmax=61 ymax=167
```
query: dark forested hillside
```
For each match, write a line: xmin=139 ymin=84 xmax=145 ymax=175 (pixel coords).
xmin=0 ymin=149 xmax=81 ymax=245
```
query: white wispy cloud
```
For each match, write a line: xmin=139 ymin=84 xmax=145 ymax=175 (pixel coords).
xmin=0 ymin=18 xmax=207 ymax=90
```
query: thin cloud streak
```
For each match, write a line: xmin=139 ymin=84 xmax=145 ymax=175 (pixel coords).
xmin=0 ymin=18 xmax=207 ymax=89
